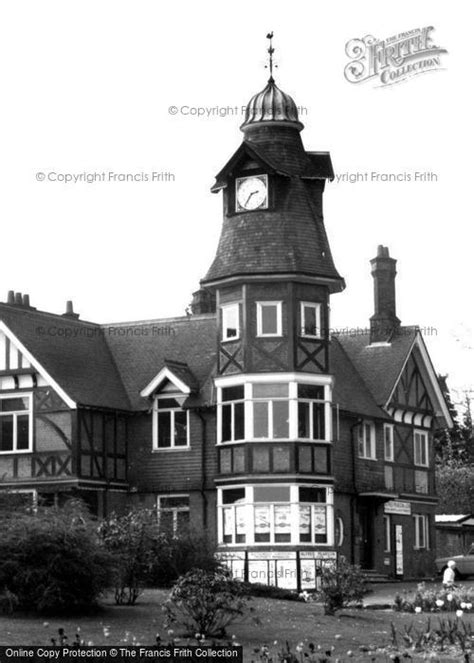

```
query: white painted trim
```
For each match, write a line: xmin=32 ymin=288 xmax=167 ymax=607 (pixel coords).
xmin=384 ymin=423 xmax=394 ymax=461
xmin=140 ymin=366 xmax=191 ymax=398
xmin=221 ymin=303 xmax=240 ymax=342
xmin=0 ymin=321 xmax=76 ymax=409
xmin=215 ymin=372 xmax=334 ymax=388
xmin=0 ymin=392 xmax=33 ymax=453
xmin=152 ymin=400 xmax=190 ymax=450
xmin=357 ymin=420 xmax=376 ymax=460
xmin=413 ymin=429 xmax=429 ymax=467
xmin=256 ymin=301 xmax=283 ymax=337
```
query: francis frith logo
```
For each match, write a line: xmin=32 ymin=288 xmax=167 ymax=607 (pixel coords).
xmin=344 ymin=26 xmax=447 ymax=86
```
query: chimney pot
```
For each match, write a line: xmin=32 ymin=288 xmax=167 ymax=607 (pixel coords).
xmin=14 ymin=292 xmax=22 ymax=305
xmin=7 ymin=290 xmax=14 ymax=305
xmin=23 ymin=294 xmax=30 ymax=307
xmin=62 ymin=300 xmax=80 ymax=319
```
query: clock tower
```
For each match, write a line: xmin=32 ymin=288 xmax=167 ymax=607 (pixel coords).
xmin=199 ymin=36 xmax=345 ymax=585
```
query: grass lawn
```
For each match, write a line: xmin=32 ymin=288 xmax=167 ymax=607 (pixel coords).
xmin=1 ymin=589 xmax=473 ymax=662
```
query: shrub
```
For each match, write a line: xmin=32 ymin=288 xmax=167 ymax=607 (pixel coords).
xmin=99 ymin=509 xmax=159 ymax=605
xmin=314 ymin=558 xmax=367 ymax=615
xmin=0 ymin=499 xmax=113 ymax=614
xmin=240 ymin=582 xmax=302 ymax=602
xmin=393 ymin=581 xmax=474 ymax=613
xmin=149 ymin=529 xmax=221 ymax=587
xmin=163 ymin=568 xmax=256 ymax=637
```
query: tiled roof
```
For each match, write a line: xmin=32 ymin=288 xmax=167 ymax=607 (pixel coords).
xmin=0 ymin=304 xmax=131 ymax=410
xmin=335 ymin=328 xmax=417 ymax=406
xmin=104 ymin=315 xmax=217 ymax=410
xmin=330 ymin=337 xmax=389 ymax=419
xmin=203 ymin=176 xmax=344 ymax=287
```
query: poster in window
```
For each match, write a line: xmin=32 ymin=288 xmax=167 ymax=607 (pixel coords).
xmin=313 ymin=506 xmax=327 ymax=534
xmin=236 ymin=506 xmax=246 ymax=535
xmin=254 ymin=506 xmax=270 ymax=533
xmin=223 ymin=507 xmax=233 ymax=537
xmin=274 ymin=505 xmax=291 ymax=534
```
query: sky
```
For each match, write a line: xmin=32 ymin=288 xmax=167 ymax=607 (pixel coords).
xmin=0 ymin=0 xmax=472 ymax=405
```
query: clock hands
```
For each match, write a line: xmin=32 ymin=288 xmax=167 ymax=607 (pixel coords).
xmin=245 ymin=189 xmax=260 ymax=206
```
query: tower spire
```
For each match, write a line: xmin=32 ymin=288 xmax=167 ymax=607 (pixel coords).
xmin=266 ymin=32 xmax=275 ymax=82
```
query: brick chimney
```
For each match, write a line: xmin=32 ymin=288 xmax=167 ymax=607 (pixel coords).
xmin=369 ymin=245 xmax=400 ymax=343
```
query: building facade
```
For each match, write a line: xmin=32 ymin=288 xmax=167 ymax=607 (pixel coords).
xmin=0 ymin=68 xmax=452 ymax=586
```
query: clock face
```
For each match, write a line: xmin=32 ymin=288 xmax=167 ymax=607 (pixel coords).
xmin=236 ymin=175 xmax=268 ymax=211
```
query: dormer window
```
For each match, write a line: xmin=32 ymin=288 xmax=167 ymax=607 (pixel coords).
xmin=300 ymin=302 xmax=322 ymax=338
xmin=153 ymin=397 xmax=189 ymax=450
xmin=222 ymin=304 xmax=240 ymax=341
xmin=256 ymin=302 xmax=282 ymax=337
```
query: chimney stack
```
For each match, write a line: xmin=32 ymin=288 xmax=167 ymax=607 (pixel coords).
xmin=369 ymin=245 xmax=400 ymax=343
xmin=62 ymin=300 xmax=80 ymax=319
xmin=7 ymin=290 xmax=14 ymax=304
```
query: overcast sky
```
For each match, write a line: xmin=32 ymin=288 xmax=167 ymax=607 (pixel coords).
xmin=1 ymin=0 xmax=472 ymax=403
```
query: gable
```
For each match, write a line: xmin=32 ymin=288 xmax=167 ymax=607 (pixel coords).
xmin=0 ymin=322 xmax=74 ymax=406
xmin=386 ymin=334 xmax=452 ymax=428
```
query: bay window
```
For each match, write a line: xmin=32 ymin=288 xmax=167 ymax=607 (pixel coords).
xmin=0 ymin=394 xmax=32 ymax=453
xmin=217 ymin=376 xmax=332 ymax=444
xmin=218 ymin=484 xmax=333 ymax=546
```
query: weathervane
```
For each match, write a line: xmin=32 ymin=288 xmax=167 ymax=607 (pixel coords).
xmin=265 ymin=32 xmax=277 ymax=82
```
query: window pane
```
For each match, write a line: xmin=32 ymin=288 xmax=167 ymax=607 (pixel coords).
xmin=253 ymin=402 xmax=268 ymax=438
xmin=253 ymin=446 xmax=270 ymax=472
xmin=298 ymin=402 xmax=310 ymax=438
xmin=299 ymin=487 xmax=326 ymax=503
xmin=222 ymin=404 xmax=232 ymax=442
xmin=160 ymin=496 xmax=189 ymax=508
xmin=0 ymin=417 xmax=13 ymax=451
xmin=254 ymin=485 xmax=290 ymax=502
xmin=235 ymin=506 xmax=247 ymax=543
xmin=273 ymin=401 xmax=289 ymax=438
xmin=0 ymin=397 xmax=29 ymax=412
xmin=254 ymin=505 xmax=271 ymax=542
xmin=17 ymin=415 xmax=30 ymax=450
xmin=158 ymin=411 xmax=171 ymax=447
xmin=274 ymin=505 xmax=291 ymax=542
xmin=223 ymin=305 xmax=238 ymax=339
xmin=303 ymin=305 xmax=318 ymax=336
xmin=298 ymin=385 xmax=324 ymax=400
xmin=299 ymin=505 xmax=311 ymax=542
xmin=312 ymin=402 xmax=325 ymax=439
xmin=314 ymin=506 xmax=327 ymax=542
xmin=261 ymin=305 xmax=278 ymax=335
xmin=160 ymin=511 xmax=173 ymax=532
xmin=222 ymin=488 xmax=245 ymax=504
xmin=222 ymin=386 xmax=244 ymax=402
xmin=174 ymin=411 xmax=187 ymax=446
xmin=253 ymin=383 xmax=289 ymax=398
xmin=158 ymin=398 xmax=181 ymax=409
xmin=234 ymin=402 xmax=245 ymax=441
xmin=223 ymin=507 xmax=233 ymax=542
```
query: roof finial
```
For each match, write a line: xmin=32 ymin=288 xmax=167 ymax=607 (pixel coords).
xmin=265 ymin=32 xmax=276 ymax=82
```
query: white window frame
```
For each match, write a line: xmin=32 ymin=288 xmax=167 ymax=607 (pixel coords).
xmin=218 ymin=385 xmax=245 ymax=444
xmin=414 ymin=429 xmax=429 ymax=467
xmin=335 ymin=516 xmax=344 ymax=547
xmin=152 ymin=396 xmax=190 ymax=451
xmin=256 ymin=301 xmax=282 ymax=337
xmin=0 ymin=393 xmax=33 ymax=454
xmin=157 ymin=494 xmax=190 ymax=535
xmin=300 ymin=302 xmax=322 ymax=339
xmin=215 ymin=373 xmax=334 ymax=445
xmin=413 ymin=513 xmax=430 ymax=550
xmin=383 ymin=514 xmax=391 ymax=552
xmin=221 ymin=303 xmax=240 ymax=342
xmin=217 ymin=484 xmax=334 ymax=547
xmin=358 ymin=420 xmax=376 ymax=460
xmin=384 ymin=424 xmax=394 ymax=461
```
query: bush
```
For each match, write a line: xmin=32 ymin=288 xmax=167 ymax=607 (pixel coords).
xmin=314 ymin=559 xmax=367 ymax=615
xmin=99 ymin=509 xmax=159 ymax=605
xmin=394 ymin=581 xmax=474 ymax=613
xmin=240 ymin=582 xmax=301 ymax=602
xmin=0 ymin=499 xmax=113 ymax=614
xmin=163 ymin=568 xmax=256 ymax=637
